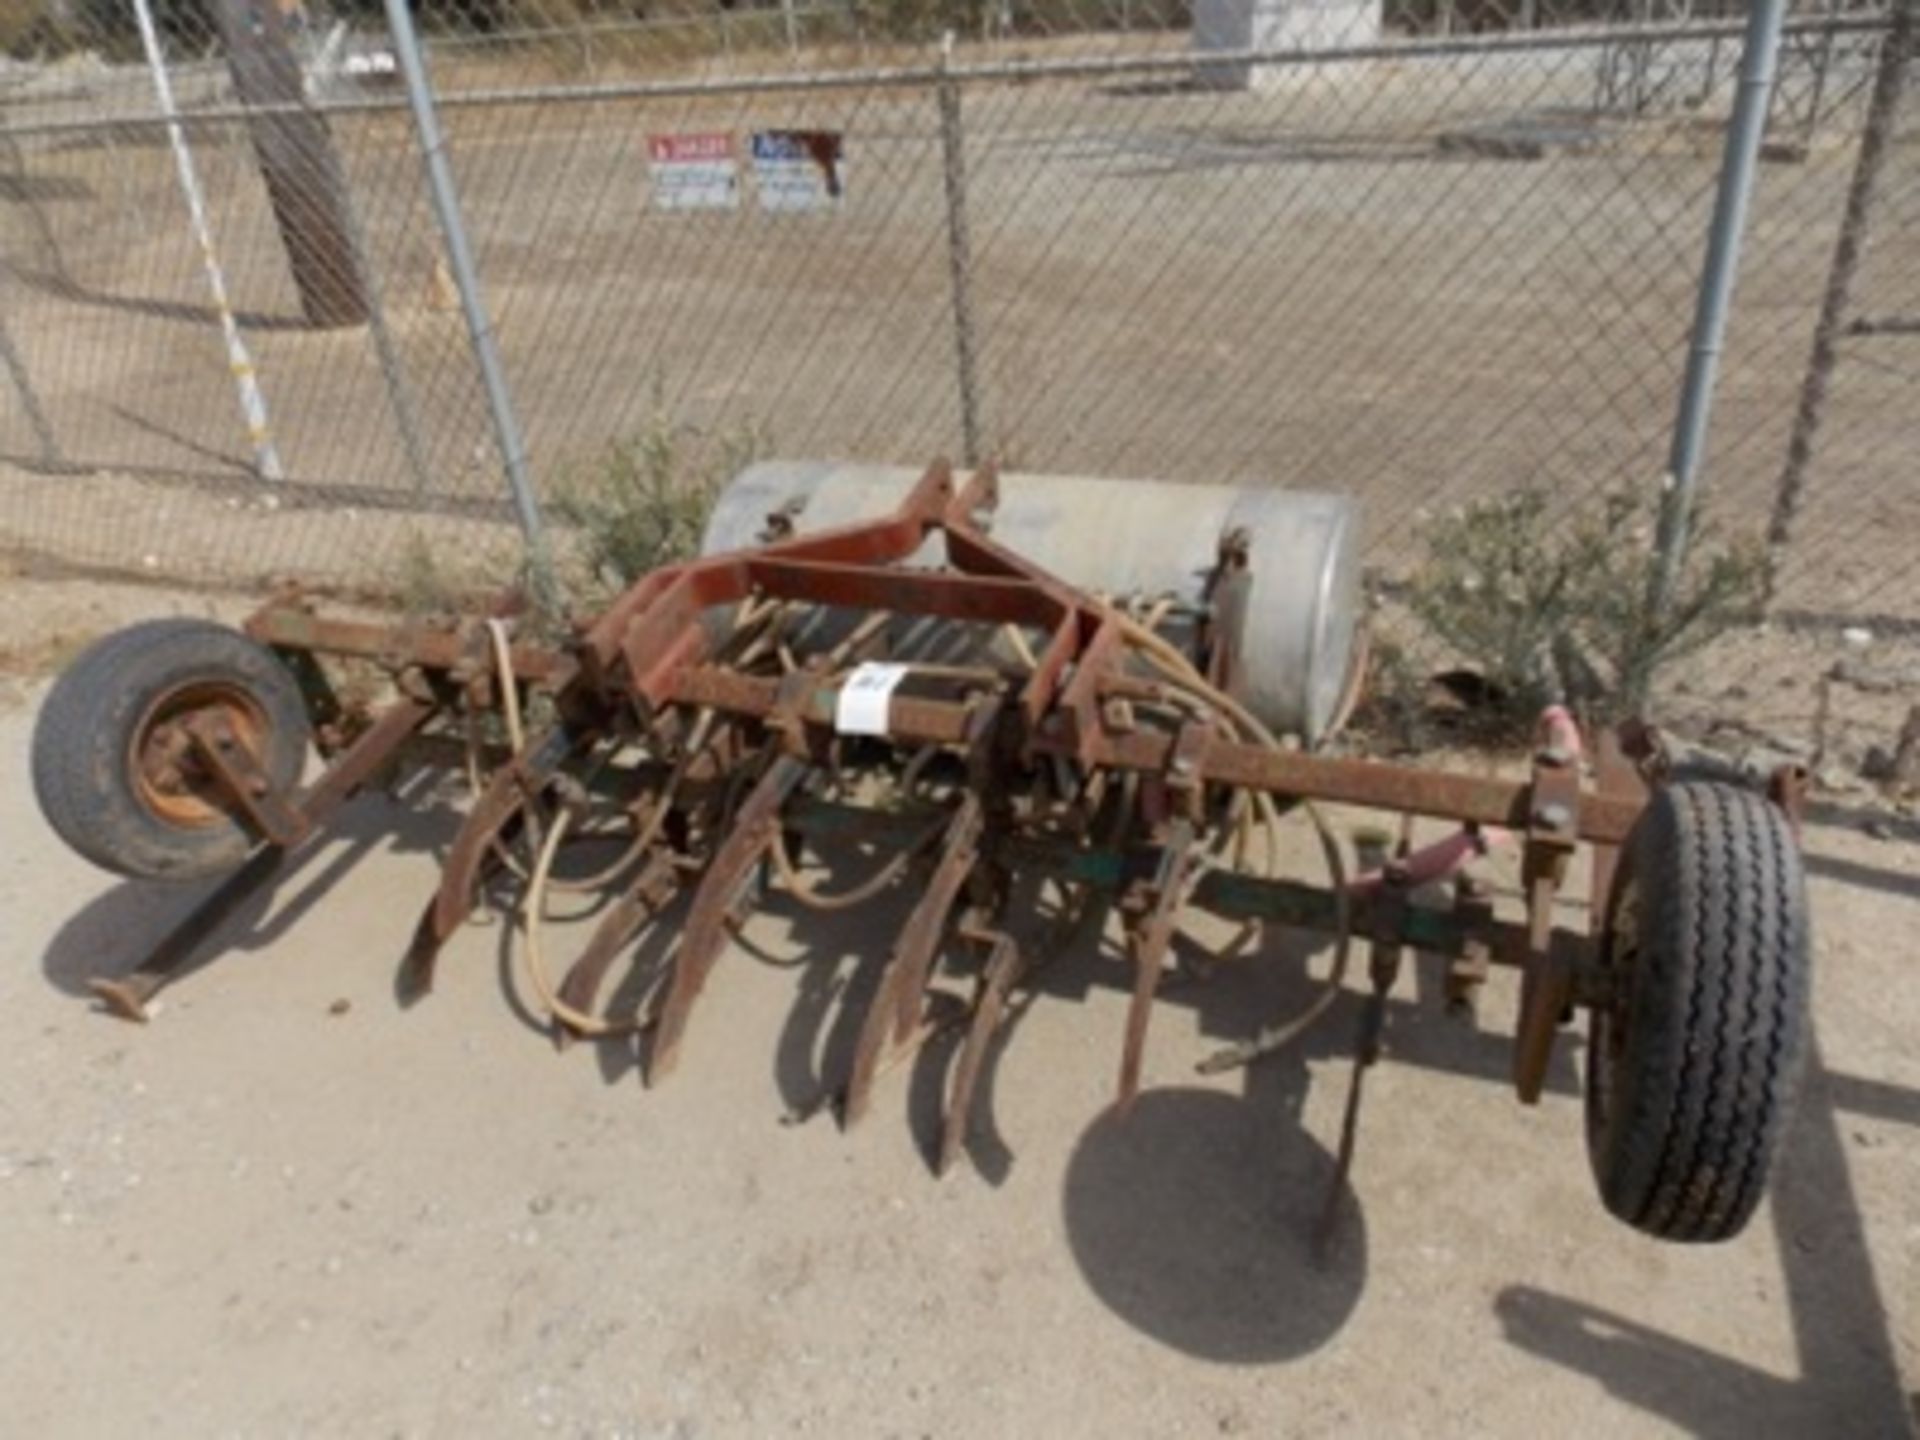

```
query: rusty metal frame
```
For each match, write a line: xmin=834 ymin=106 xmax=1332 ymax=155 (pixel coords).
xmin=85 ymin=457 xmax=1766 ymax=1153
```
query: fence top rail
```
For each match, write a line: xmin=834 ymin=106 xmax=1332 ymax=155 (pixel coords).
xmin=421 ymin=4 xmax=861 ymax=54
xmin=0 ymin=11 xmax=1892 ymax=142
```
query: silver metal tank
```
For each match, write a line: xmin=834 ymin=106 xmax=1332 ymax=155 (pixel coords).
xmin=701 ymin=462 xmax=1363 ymax=745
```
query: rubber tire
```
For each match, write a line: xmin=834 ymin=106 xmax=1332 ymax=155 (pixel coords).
xmin=1585 ymin=780 xmax=1811 ymax=1243
xmin=31 ymin=619 xmax=311 ymax=881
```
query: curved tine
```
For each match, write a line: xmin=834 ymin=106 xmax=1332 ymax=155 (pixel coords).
xmin=841 ymin=967 xmax=902 ymax=1131
xmin=938 ymin=932 xmax=1023 ymax=1177
xmin=647 ymin=754 xmax=810 ymax=1085
xmin=1115 ymin=818 xmax=1196 ymax=1116
xmin=892 ymin=794 xmax=984 ymax=1042
xmin=552 ymin=849 xmax=682 ymax=1048
xmin=430 ymin=727 xmax=578 ymax=942
xmin=398 ymin=894 xmax=450 ymax=1000
xmin=406 ymin=726 xmax=592 ymax=1000
xmin=842 ymin=797 xmax=984 ymax=1129
xmin=402 ymin=827 xmax=513 ymax=999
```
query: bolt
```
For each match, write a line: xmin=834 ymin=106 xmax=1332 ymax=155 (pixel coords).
xmin=1535 ymin=801 xmax=1573 ymax=831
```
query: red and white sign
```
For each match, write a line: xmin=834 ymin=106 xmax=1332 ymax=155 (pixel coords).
xmin=646 ymin=132 xmax=738 ymax=211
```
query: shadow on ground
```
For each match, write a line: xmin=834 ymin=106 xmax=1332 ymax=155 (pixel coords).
xmin=1497 ymin=1034 xmax=1915 ymax=1438
xmin=39 ymin=772 xmax=460 ymax=1002
xmin=34 ymin=796 xmax=1918 ymax=1412
xmin=1061 ymin=1083 xmax=1366 ymax=1363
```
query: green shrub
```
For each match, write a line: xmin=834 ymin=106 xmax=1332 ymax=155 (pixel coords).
xmin=1405 ymin=483 xmax=1770 ymax=727
xmin=552 ymin=413 xmax=769 ymax=595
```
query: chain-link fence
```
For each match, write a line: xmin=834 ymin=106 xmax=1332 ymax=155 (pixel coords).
xmin=0 ymin=0 xmax=1913 ymax=752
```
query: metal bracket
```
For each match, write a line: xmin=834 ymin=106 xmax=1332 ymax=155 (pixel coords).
xmin=1115 ymin=816 xmax=1196 ymax=1113
xmin=1513 ymin=744 xmax=1581 ymax=1104
xmin=184 ymin=712 xmax=308 ymax=849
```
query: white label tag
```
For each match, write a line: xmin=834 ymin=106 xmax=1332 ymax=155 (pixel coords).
xmin=835 ymin=662 xmax=909 ymax=736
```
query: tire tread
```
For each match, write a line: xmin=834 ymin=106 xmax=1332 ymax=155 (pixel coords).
xmin=1589 ymin=780 xmax=1810 ymax=1243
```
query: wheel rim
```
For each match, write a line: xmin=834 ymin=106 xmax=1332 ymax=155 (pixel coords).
xmin=128 ymin=681 xmax=272 ymax=830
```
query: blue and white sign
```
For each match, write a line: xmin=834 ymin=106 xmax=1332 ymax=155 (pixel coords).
xmin=750 ymin=130 xmax=846 ymax=213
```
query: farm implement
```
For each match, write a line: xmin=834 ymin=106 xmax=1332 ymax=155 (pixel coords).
xmin=31 ymin=460 xmax=1811 ymax=1242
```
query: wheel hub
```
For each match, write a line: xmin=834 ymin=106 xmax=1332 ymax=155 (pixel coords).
xmin=130 ymin=684 xmax=270 ymax=829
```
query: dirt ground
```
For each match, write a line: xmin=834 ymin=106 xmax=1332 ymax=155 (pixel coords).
xmin=1 ymin=573 xmax=1915 ymax=1438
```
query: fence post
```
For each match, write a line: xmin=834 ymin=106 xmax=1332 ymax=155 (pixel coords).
xmin=1767 ymin=0 xmax=1913 ymax=560
xmin=1648 ymin=0 xmax=1787 ymax=620
xmin=936 ymin=36 xmax=985 ymax=470
xmin=382 ymin=0 xmax=557 ymax=609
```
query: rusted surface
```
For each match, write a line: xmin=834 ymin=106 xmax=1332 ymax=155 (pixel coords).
xmin=427 ymin=726 xmax=577 ymax=953
xmin=247 ymin=604 xmax=573 ymax=687
xmin=1588 ymin=727 xmax=1648 ymax=916
xmin=1768 ymin=763 xmax=1811 ymax=835
xmin=887 ymin=797 xmax=987 ymax=1045
xmin=132 ymin=682 xmax=275 ymax=831
xmin=552 ymin=850 xmax=682 ymax=1043
xmin=939 ymin=931 xmax=1022 ymax=1177
xmin=672 ymin=670 xmax=1638 ymax=843
xmin=1513 ymin=743 xmax=1583 ymax=1105
xmin=647 ymin=755 xmax=811 ymax=1084
xmin=185 ymin=713 xmax=308 ymax=849
xmin=1114 ymin=818 xmax=1192 ymax=1114
xmin=843 ymin=795 xmax=983 ymax=1128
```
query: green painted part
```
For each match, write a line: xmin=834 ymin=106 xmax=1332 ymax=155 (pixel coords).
xmin=785 ymin=798 xmax=1471 ymax=954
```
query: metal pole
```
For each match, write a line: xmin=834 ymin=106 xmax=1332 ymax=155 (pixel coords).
xmin=1767 ymin=0 xmax=1913 ymax=558
xmin=130 ymin=0 xmax=286 ymax=482
xmin=936 ymin=35 xmax=985 ymax=470
xmin=381 ymin=0 xmax=557 ymax=607
xmin=1649 ymin=0 xmax=1787 ymax=616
